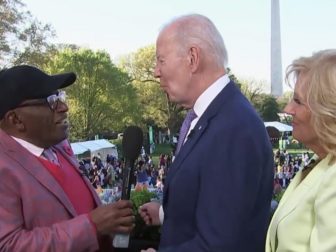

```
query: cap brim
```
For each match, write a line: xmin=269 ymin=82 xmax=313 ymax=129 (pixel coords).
xmin=34 ymin=72 xmax=76 ymax=99
xmin=52 ymin=72 xmax=77 ymax=89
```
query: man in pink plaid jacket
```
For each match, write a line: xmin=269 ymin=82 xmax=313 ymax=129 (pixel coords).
xmin=0 ymin=65 xmax=134 ymax=251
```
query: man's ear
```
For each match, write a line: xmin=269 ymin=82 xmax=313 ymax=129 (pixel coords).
xmin=188 ymin=46 xmax=200 ymax=72
xmin=3 ymin=110 xmax=26 ymax=131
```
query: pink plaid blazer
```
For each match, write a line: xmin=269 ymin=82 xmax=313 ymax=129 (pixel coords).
xmin=0 ymin=129 xmax=104 ymax=252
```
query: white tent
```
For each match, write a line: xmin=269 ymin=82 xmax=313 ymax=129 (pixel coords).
xmin=70 ymin=142 xmax=90 ymax=156
xmin=264 ymin=121 xmax=293 ymax=132
xmin=71 ymin=139 xmax=118 ymax=160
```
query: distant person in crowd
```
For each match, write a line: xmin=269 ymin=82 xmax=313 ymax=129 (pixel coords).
xmin=105 ymin=159 xmax=115 ymax=188
xmin=136 ymin=160 xmax=149 ymax=186
xmin=91 ymin=168 xmax=101 ymax=189
xmin=149 ymin=165 xmax=158 ymax=187
xmin=139 ymin=14 xmax=274 ymax=252
xmin=79 ymin=160 xmax=87 ymax=177
xmin=266 ymin=49 xmax=336 ymax=251
xmin=0 ymin=65 xmax=134 ymax=251
xmin=159 ymin=154 xmax=166 ymax=168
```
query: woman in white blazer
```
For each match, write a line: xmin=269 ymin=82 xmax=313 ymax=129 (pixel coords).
xmin=266 ymin=49 xmax=336 ymax=252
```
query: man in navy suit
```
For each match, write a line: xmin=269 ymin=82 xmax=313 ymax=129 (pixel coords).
xmin=140 ymin=14 xmax=274 ymax=252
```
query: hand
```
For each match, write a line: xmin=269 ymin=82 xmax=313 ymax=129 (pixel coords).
xmin=139 ymin=201 xmax=161 ymax=226
xmin=89 ymin=200 xmax=134 ymax=235
xmin=141 ymin=248 xmax=156 ymax=252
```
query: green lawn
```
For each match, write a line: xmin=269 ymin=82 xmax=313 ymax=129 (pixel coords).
xmin=152 ymin=143 xmax=173 ymax=155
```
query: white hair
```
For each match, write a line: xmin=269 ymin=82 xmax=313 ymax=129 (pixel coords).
xmin=160 ymin=14 xmax=228 ymax=69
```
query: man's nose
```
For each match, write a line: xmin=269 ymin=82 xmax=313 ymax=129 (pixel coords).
xmin=55 ymin=101 xmax=69 ymax=112
xmin=154 ymin=65 xmax=160 ymax=78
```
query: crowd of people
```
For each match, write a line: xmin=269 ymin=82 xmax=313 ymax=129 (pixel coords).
xmin=271 ymin=149 xmax=312 ymax=215
xmin=273 ymin=149 xmax=311 ymax=189
xmin=79 ymin=152 xmax=173 ymax=194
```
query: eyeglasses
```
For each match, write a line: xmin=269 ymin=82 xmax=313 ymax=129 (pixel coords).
xmin=17 ymin=91 xmax=67 ymax=111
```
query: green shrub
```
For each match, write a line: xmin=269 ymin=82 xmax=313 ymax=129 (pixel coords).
xmin=131 ymin=188 xmax=156 ymax=215
xmin=130 ymin=189 xmax=161 ymax=241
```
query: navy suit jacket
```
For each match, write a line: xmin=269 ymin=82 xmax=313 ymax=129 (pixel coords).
xmin=159 ymin=81 xmax=274 ymax=252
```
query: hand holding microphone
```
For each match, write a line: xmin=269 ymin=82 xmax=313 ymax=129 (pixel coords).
xmin=89 ymin=200 xmax=134 ymax=235
xmin=113 ymin=126 xmax=143 ymax=248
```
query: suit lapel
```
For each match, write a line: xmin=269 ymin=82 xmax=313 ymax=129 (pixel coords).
xmin=0 ymin=130 xmax=77 ymax=216
xmin=164 ymin=82 xmax=238 ymax=200
xmin=165 ymin=119 xmax=208 ymax=185
xmin=268 ymin=171 xmax=302 ymax=251
xmin=269 ymin=155 xmax=331 ymax=251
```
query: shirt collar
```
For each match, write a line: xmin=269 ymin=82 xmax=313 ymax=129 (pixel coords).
xmin=193 ymin=74 xmax=230 ymax=118
xmin=11 ymin=136 xmax=44 ymax=157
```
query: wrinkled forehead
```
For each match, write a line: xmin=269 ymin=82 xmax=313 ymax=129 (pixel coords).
xmin=156 ymin=35 xmax=177 ymax=54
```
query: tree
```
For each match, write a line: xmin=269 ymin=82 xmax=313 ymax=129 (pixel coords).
xmin=239 ymin=79 xmax=265 ymax=107
xmin=44 ymin=47 xmax=139 ymax=141
xmin=0 ymin=0 xmax=55 ymax=67
xmin=277 ymin=91 xmax=293 ymax=111
xmin=12 ymin=21 xmax=56 ymax=66
xmin=119 ymin=45 xmax=185 ymax=139
xmin=256 ymin=94 xmax=280 ymax=121
xmin=227 ymin=68 xmax=242 ymax=90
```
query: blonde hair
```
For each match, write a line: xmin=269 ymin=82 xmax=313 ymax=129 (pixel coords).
xmin=286 ymin=49 xmax=336 ymax=163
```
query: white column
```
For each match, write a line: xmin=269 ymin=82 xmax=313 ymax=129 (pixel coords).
xmin=271 ymin=0 xmax=283 ymax=97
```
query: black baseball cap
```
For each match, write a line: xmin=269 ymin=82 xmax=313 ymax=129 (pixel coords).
xmin=0 ymin=65 xmax=76 ymax=119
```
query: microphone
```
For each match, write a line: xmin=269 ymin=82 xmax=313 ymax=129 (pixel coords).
xmin=120 ymin=126 xmax=143 ymax=200
xmin=113 ymin=126 xmax=143 ymax=248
